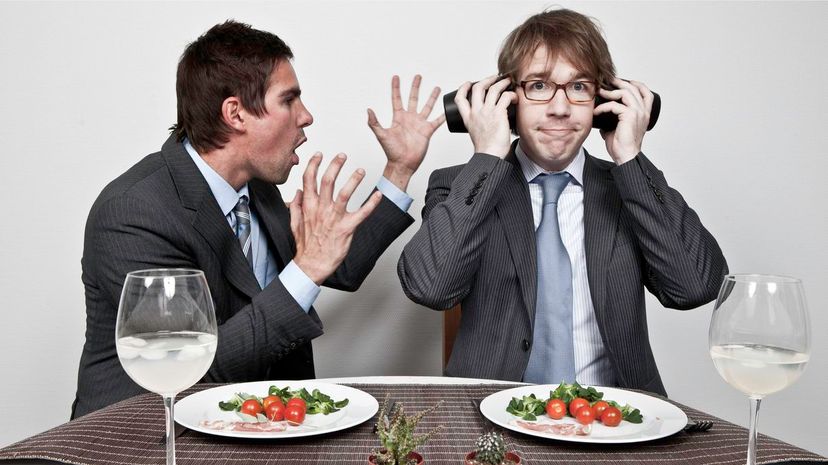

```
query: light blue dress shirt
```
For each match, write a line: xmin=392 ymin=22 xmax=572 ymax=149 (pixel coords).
xmin=184 ymin=139 xmax=411 ymax=312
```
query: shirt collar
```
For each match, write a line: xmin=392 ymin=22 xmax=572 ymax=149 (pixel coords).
xmin=184 ymin=138 xmax=250 ymax=216
xmin=515 ymin=141 xmax=585 ymax=186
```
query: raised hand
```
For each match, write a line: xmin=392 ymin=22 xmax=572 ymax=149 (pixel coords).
xmin=289 ymin=153 xmax=383 ymax=285
xmin=367 ymin=74 xmax=445 ymax=191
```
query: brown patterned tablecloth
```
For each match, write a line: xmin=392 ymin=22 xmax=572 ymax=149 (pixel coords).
xmin=1 ymin=383 xmax=825 ymax=465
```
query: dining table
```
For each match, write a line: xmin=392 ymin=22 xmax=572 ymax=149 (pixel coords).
xmin=0 ymin=375 xmax=825 ymax=465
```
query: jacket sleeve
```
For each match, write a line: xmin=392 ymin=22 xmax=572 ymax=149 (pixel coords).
xmin=397 ymin=153 xmax=513 ymax=309
xmin=322 ymin=194 xmax=414 ymax=292
xmin=612 ymin=152 xmax=729 ymax=309
xmin=83 ymin=194 xmax=324 ymax=383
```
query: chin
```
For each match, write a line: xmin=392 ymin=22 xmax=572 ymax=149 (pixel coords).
xmin=273 ymin=173 xmax=290 ymax=185
xmin=524 ymin=145 xmax=578 ymax=172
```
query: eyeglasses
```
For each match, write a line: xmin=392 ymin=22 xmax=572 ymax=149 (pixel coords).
xmin=519 ymin=80 xmax=597 ymax=103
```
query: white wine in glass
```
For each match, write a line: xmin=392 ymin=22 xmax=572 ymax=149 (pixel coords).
xmin=116 ymin=269 xmax=217 ymax=465
xmin=709 ymin=274 xmax=810 ymax=465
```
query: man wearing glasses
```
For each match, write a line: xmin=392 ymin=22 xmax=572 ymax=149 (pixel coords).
xmin=398 ymin=8 xmax=727 ymax=395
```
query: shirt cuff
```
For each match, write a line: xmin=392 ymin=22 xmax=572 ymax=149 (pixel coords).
xmin=377 ymin=176 xmax=413 ymax=212
xmin=279 ymin=260 xmax=321 ymax=313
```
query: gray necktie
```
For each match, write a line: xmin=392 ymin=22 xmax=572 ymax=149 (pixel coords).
xmin=524 ymin=172 xmax=575 ymax=384
xmin=233 ymin=196 xmax=254 ymax=269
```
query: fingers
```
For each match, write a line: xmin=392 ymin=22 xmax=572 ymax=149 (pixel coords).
xmin=470 ymin=74 xmax=499 ymax=108
xmin=302 ymin=152 xmax=323 ymax=206
xmin=485 ymin=76 xmax=513 ymax=106
xmin=454 ymin=81 xmax=472 ymax=122
xmin=289 ymin=189 xmax=304 ymax=242
xmin=593 ymin=98 xmax=625 ymax=116
xmin=609 ymin=78 xmax=644 ymax=111
xmin=334 ymin=168 xmax=367 ymax=215
xmin=419 ymin=85 xmax=441 ymax=117
xmin=319 ymin=153 xmax=347 ymax=204
xmin=407 ymin=74 xmax=422 ymax=111
xmin=391 ymin=75 xmax=403 ymax=111
xmin=367 ymin=108 xmax=388 ymax=143
xmin=431 ymin=112 xmax=447 ymax=130
xmin=496 ymin=90 xmax=517 ymax=111
xmin=366 ymin=108 xmax=383 ymax=136
xmin=349 ymin=190 xmax=383 ymax=227
xmin=628 ymin=80 xmax=654 ymax=114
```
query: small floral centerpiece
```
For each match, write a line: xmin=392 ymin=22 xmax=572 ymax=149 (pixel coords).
xmin=369 ymin=395 xmax=444 ymax=465
xmin=464 ymin=431 xmax=521 ymax=465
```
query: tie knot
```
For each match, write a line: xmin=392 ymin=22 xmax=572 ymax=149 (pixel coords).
xmin=234 ymin=195 xmax=250 ymax=210
xmin=234 ymin=195 xmax=251 ymax=222
xmin=534 ymin=172 xmax=570 ymax=205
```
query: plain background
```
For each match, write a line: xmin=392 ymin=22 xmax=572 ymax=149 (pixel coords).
xmin=1 ymin=0 xmax=826 ymax=457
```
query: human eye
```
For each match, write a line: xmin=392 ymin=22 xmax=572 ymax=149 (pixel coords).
xmin=282 ymin=89 xmax=301 ymax=106
xmin=568 ymin=81 xmax=595 ymax=98
xmin=571 ymin=81 xmax=586 ymax=92
xmin=529 ymin=80 xmax=549 ymax=91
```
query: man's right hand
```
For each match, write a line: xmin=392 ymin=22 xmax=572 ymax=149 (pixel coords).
xmin=290 ymin=153 xmax=383 ymax=285
xmin=454 ymin=75 xmax=517 ymax=158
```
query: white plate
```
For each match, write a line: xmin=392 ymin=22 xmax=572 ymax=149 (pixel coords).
xmin=175 ymin=380 xmax=378 ymax=439
xmin=480 ymin=385 xmax=687 ymax=444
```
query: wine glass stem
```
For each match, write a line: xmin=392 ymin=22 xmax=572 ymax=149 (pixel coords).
xmin=164 ymin=394 xmax=176 ymax=465
xmin=746 ymin=396 xmax=762 ymax=465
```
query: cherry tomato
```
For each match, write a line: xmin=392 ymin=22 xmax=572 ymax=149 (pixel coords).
xmin=262 ymin=395 xmax=284 ymax=411
xmin=601 ymin=406 xmax=622 ymax=427
xmin=265 ymin=402 xmax=285 ymax=421
xmin=545 ymin=399 xmax=567 ymax=420
xmin=285 ymin=405 xmax=306 ymax=425
xmin=286 ymin=397 xmax=307 ymax=412
xmin=575 ymin=405 xmax=596 ymax=425
xmin=592 ymin=400 xmax=610 ymax=419
xmin=240 ymin=399 xmax=264 ymax=417
xmin=569 ymin=398 xmax=590 ymax=417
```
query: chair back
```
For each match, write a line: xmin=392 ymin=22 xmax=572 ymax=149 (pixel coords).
xmin=443 ymin=305 xmax=462 ymax=367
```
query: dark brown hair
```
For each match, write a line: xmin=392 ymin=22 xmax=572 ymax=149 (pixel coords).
xmin=173 ymin=20 xmax=293 ymax=152
xmin=498 ymin=8 xmax=615 ymax=87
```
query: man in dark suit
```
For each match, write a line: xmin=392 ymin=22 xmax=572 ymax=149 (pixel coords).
xmin=73 ymin=21 xmax=444 ymax=417
xmin=398 ymin=9 xmax=727 ymax=396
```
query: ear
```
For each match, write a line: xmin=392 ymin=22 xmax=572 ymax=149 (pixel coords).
xmin=221 ymin=96 xmax=246 ymax=132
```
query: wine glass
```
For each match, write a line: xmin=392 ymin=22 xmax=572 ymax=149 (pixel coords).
xmin=709 ymin=274 xmax=810 ymax=465
xmin=116 ymin=269 xmax=217 ymax=465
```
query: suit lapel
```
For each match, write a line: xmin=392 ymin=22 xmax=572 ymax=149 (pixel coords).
xmin=582 ymin=153 xmax=621 ymax=322
xmin=249 ymin=180 xmax=294 ymax=268
xmin=162 ymin=136 xmax=261 ymax=299
xmin=496 ymin=146 xmax=538 ymax=325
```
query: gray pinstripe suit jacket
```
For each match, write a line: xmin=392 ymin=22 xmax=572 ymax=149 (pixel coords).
xmin=73 ymin=136 xmax=413 ymax=418
xmin=398 ymin=144 xmax=727 ymax=396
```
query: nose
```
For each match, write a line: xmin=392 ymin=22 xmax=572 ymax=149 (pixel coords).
xmin=298 ymin=99 xmax=313 ymax=128
xmin=546 ymin=88 xmax=571 ymax=117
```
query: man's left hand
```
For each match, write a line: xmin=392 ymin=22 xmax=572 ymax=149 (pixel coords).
xmin=595 ymin=78 xmax=653 ymax=165
xmin=368 ymin=74 xmax=446 ymax=191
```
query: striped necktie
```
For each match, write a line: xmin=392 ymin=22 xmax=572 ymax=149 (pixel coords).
xmin=524 ymin=172 xmax=575 ymax=385
xmin=233 ymin=195 xmax=254 ymax=269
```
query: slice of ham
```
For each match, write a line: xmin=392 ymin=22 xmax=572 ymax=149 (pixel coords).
xmin=514 ymin=420 xmax=592 ymax=436
xmin=200 ymin=419 xmax=288 ymax=433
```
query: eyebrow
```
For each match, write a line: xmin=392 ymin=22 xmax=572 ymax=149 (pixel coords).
xmin=522 ymin=71 xmax=591 ymax=81
xmin=279 ymin=86 xmax=301 ymax=99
